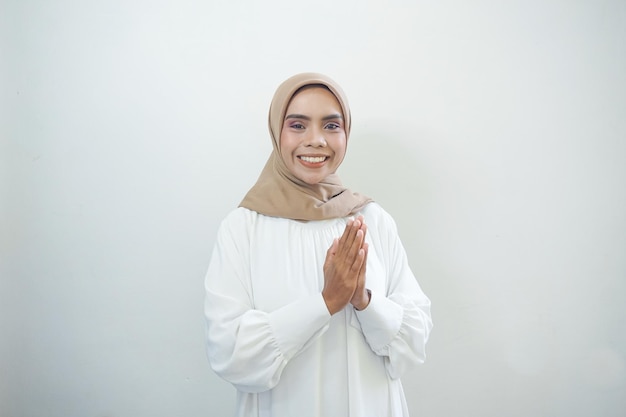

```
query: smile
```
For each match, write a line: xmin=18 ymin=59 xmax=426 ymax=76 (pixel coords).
xmin=299 ymin=156 xmax=328 ymax=163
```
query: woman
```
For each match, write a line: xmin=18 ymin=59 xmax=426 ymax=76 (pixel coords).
xmin=204 ymin=73 xmax=432 ymax=417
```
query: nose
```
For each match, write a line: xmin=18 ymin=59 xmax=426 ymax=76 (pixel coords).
xmin=305 ymin=127 xmax=327 ymax=147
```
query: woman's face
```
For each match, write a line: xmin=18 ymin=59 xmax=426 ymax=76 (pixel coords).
xmin=279 ymin=87 xmax=347 ymax=185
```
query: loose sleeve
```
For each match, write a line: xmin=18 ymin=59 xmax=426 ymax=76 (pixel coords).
xmin=354 ymin=208 xmax=433 ymax=379
xmin=204 ymin=211 xmax=331 ymax=393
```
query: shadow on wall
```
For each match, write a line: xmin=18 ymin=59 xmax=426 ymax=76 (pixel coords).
xmin=340 ymin=123 xmax=436 ymax=268
xmin=341 ymin=124 xmax=449 ymax=410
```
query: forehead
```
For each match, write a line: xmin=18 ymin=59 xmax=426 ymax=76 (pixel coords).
xmin=286 ymin=86 xmax=342 ymax=113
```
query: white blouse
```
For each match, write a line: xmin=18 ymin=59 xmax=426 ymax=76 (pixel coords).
xmin=204 ymin=203 xmax=432 ymax=417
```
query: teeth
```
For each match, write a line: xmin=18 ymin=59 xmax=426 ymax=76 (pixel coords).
xmin=300 ymin=156 xmax=326 ymax=163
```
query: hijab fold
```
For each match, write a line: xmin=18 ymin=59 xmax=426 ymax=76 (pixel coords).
xmin=239 ymin=73 xmax=371 ymax=221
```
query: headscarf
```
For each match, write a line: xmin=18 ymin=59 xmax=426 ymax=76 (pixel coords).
xmin=239 ymin=72 xmax=372 ymax=221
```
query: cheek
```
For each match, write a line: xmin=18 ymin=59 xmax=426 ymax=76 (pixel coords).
xmin=332 ymin=137 xmax=347 ymax=159
xmin=278 ymin=131 xmax=286 ymax=152
xmin=278 ymin=133 xmax=292 ymax=160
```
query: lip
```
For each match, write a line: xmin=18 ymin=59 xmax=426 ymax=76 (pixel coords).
xmin=297 ymin=155 xmax=329 ymax=166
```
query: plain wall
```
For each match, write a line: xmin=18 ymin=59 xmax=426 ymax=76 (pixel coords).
xmin=2 ymin=0 xmax=625 ymax=416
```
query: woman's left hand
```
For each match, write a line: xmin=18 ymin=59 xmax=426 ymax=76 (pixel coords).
xmin=350 ymin=238 xmax=370 ymax=311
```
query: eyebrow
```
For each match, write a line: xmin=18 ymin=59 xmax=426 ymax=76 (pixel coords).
xmin=284 ymin=113 xmax=344 ymax=121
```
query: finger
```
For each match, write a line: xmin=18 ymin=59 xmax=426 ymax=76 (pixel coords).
xmin=323 ymin=238 xmax=338 ymax=269
xmin=337 ymin=219 xmax=362 ymax=257
xmin=359 ymin=242 xmax=369 ymax=279
xmin=352 ymin=244 xmax=368 ymax=306
xmin=350 ymin=247 xmax=366 ymax=274
xmin=358 ymin=223 xmax=367 ymax=248
xmin=357 ymin=243 xmax=369 ymax=289
xmin=339 ymin=227 xmax=364 ymax=266
xmin=349 ymin=228 xmax=365 ymax=260
xmin=328 ymin=238 xmax=338 ymax=255
xmin=337 ymin=219 xmax=355 ymax=249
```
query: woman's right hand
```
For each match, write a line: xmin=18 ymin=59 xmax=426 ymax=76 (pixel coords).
xmin=322 ymin=217 xmax=368 ymax=315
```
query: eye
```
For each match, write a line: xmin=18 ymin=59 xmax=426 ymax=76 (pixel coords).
xmin=325 ymin=122 xmax=341 ymax=130
xmin=289 ymin=122 xmax=305 ymax=129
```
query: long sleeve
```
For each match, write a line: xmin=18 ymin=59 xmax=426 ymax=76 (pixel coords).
xmin=204 ymin=210 xmax=331 ymax=393
xmin=204 ymin=205 xmax=432 ymax=417
xmin=354 ymin=207 xmax=433 ymax=379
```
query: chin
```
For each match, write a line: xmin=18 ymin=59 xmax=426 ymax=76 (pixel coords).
xmin=302 ymin=178 xmax=322 ymax=185
xmin=298 ymin=174 xmax=325 ymax=185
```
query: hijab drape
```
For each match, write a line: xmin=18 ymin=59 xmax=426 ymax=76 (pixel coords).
xmin=239 ymin=72 xmax=372 ymax=221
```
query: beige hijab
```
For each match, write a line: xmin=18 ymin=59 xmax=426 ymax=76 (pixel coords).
xmin=239 ymin=72 xmax=372 ymax=221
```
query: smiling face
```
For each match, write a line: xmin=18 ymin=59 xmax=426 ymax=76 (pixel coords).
xmin=279 ymin=86 xmax=347 ymax=185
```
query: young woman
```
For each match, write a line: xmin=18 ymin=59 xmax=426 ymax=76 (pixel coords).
xmin=204 ymin=73 xmax=432 ymax=417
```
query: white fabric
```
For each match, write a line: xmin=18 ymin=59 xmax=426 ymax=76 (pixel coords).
xmin=204 ymin=202 xmax=433 ymax=417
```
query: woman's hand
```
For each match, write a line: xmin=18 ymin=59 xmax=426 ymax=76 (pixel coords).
xmin=322 ymin=216 xmax=368 ymax=315
xmin=350 ymin=241 xmax=370 ymax=310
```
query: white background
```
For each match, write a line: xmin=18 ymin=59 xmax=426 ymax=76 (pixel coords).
xmin=2 ymin=0 xmax=625 ymax=416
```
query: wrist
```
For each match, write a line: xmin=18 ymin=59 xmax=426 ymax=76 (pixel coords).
xmin=353 ymin=289 xmax=372 ymax=311
xmin=322 ymin=291 xmax=343 ymax=315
